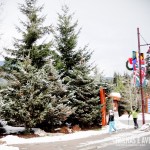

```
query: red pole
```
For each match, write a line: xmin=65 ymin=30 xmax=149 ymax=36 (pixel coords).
xmin=100 ymin=88 xmax=107 ymax=126
xmin=137 ymin=27 xmax=145 ymax=124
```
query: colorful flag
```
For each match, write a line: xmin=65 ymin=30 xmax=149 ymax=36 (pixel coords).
xmin=132 ymin=51 xmax=146 ymax=87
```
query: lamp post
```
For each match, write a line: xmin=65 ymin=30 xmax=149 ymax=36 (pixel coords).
xmin=137 ymin=28 xmax=150 ymax=125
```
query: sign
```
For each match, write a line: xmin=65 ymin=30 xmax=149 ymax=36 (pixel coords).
xmin=148 ymin=99 xmax=150 ymax=113
xmin=132 ymin=51 xmax=146 ymax=87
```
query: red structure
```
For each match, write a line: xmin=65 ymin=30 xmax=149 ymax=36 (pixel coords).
xmin=109 ymin=92 xmax=121 ymax=112
xmin=99 ymin=88 xmax=107 ymax=126
xmin=99 ymin=89 xmax=121 ymax=126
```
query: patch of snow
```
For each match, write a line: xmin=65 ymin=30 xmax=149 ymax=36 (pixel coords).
xmin=0 ymin=120 xmax=7 ymax=126
xmin=33 ymin=128 xmax=48 ymax=136
xmin=0 ymin=145 xmax=19 ymax=150
xmin=1 ymin=113 xmax=150 ymax=150
xmin=140 ymin=123 xmax=150 ymax=131
xmin=110 ymin=92 xmax=121 ymax=98
xmin=115 ymin=119 xmax=132 ymax=129
xmin=0 ymin=121 xmax=132 ymax=145
xmin=118 ymin=113 xmax=150 ymax=120
xmin=4 ymin=126 xmax=25 ymax=134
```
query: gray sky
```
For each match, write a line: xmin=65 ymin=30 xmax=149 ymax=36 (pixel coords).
xmin=0 ymin=0 xmax=150 ymax=77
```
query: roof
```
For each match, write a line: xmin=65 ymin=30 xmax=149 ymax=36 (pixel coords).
xmin=109 ymin=92 xmax=121 ymax=99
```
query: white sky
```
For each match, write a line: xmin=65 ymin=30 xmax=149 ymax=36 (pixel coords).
xmin=0 ymin=0 xmax=150 ymax=77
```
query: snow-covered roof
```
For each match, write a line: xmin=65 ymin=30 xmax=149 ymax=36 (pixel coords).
xmin=109 ymin=92 xmax=121 ymax=98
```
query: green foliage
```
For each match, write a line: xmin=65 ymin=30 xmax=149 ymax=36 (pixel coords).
xmin=113 ymin=72 xmax=131 ymax=115
xmin=0 ymin=2 xmax=115 ymax=131
xmin=103 ymin=84 xmax=113 ymax=114
xmin=53 ymin=5 xmax=91 ymax=74
xmin=3 ymin=0 xmax=52 ymax=70
xmin=53 ymin=5 xmax=101 ymax=128
xmin=0 ymin=58 xmax=73 ymax=131
xmin=113 ymin=73 xmax=125 ymax=93
xmin=64 ymin=64 xmax=101 ymax=127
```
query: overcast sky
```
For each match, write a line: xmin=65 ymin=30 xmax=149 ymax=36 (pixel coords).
xmin=0 ymin=0 xmax=150 ymax=77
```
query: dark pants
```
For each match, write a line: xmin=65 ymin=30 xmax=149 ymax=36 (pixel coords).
xmin=133 ymin=118 xmax=138 ymax=128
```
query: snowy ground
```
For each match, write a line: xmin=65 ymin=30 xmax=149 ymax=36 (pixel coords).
xmin=0 ymin=113 xmax=150 ymax=150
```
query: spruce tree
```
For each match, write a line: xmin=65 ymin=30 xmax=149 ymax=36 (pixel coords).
xmin=3 ymin=0 xmax=52 ymax=70
xmin=0 ymin=0 xmax=74 ymax=132
xmin=53 ymin=5 xmax=101 ymax=128
xmin=0 ymin=58 xmax=73 ymax=132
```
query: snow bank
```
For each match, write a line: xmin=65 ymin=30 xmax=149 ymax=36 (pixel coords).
xmin=0 ymin=120 xmax=7 ymax=126
xmin=4 ymin=126 xmax=25 ymax=134
xmin=0 ymin=145 xmax=19 ymax=150
xmin=115 ymin=119 xmax=132 ymax=129
xmin=0 ymin=113 xmax=150 ymax=150
xmin=140 ymin=123 xmax=150 ymax=131
xmin=117 ymin=113 xmax=150 ymax=120
xmin=0 ymin=120 xmax=132 ymax=145
xmin=1 ymin=130 xmax=106 ymax=145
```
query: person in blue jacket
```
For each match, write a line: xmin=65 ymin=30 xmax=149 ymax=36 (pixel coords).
xmin=108 ymin=109 xmax=117 ymax=134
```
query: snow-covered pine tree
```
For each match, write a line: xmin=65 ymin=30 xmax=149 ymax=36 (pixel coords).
xmin=53 ymin=5 xmax=101 ymax=128
xmin=3 ymin=0 xmax=52 ymax=70
xmin=65 ymin=62 xmax=101 ymax=128
xmin=0 ymin=58 xmax=73 ymax=132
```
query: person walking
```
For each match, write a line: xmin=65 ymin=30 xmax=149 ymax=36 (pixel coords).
xmin=128 ymin=106 xmax=139 ymax=129
xmin=107 ymin=109 xmax=117 ymax=134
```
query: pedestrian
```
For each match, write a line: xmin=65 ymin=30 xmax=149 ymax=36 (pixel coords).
xmin=128 ymin=106 xmax=139 ymax=129
xmin=107 ymin=109 xmax=117 ymax=134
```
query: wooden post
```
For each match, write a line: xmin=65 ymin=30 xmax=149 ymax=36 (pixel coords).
xmin=100 ymin=88 xmax=107 ymax=126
